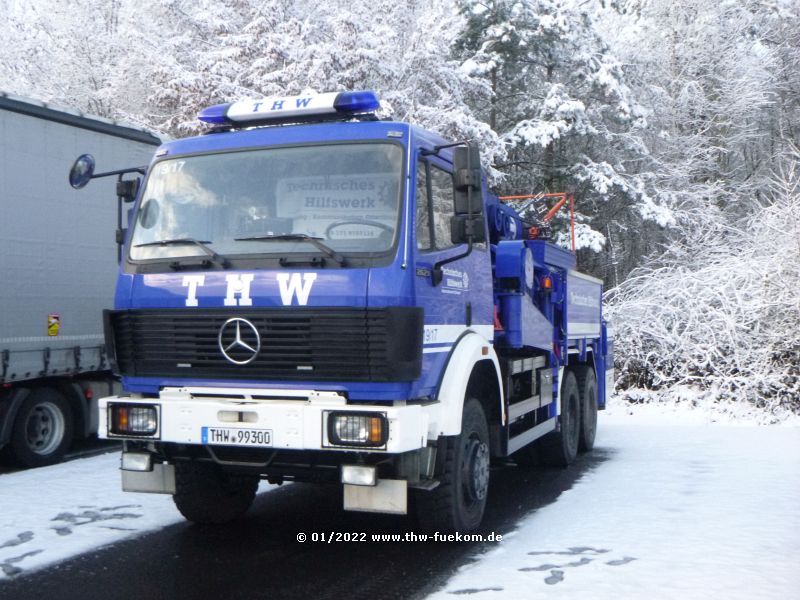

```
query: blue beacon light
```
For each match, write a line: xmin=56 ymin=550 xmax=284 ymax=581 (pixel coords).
xmin=333 ymin=91 xmax=381 ymax=113
xmin=197 ymin=103 xmax=232 ymax=124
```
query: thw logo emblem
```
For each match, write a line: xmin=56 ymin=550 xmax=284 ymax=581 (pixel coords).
xmin=277 ymin=273 xmax=317 ymax=306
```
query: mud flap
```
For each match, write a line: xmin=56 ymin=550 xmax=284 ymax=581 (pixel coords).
xmin=122 ymin=463 xmax=176 ymax=494
xmin=343 ymin=479 xmax=407 ymax=514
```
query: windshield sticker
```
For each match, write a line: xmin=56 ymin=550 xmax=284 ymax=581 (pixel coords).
xmin=276 ymin=174 xmax=398 ymax=239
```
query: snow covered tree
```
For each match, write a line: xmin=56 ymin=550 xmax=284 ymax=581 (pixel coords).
xmin=602 ymin=0 xmax=800 ymax=221
xmin=606 ymin=147 xmax=800 ymax=419
xmin=138 ymin=0 xmax=505 ymax=164
xmin=599 ymin=1 xmax=800 ymax=414
xmin=0 ymin=0 xmax=147 ymax=119
xmin=139 ymin=0 xmax=306 ymax=134
xmin=455 ymin=0 xmax=665 ymax=264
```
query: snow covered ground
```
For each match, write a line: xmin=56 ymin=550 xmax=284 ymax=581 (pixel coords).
xmin=429 ymin=406 xmax=800 ymax=599
xmin=1 ymin=400 xmax=798 ymax=600
xmin=0 ymin=454 xmax=277 ymax=579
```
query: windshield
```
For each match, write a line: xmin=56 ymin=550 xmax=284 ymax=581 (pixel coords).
xmin=128 ymin=143 xmax=404 ymax=265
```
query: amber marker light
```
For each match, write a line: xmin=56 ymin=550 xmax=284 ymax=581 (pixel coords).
xmin=118 ymin=406 xmax=129 ymax=430
xmin=370 ymin=417 xmax=383 ymax=444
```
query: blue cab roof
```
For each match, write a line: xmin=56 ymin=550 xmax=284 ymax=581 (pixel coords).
xmin=155 ymin=120 xmax=452 ymax=160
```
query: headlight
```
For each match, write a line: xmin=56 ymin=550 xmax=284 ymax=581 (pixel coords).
xmin=327 ymin=411 xmax=387 ymax=447
xmin=109 ymin=403 xmax=158 ymax=436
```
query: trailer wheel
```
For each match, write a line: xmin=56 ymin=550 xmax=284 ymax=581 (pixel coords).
xmin=539 ymin=370 xmax=580 ymax=467
xmin=9 ymin=388 xmax=74 ymax=468
xmin=575 ymin=366 xmax=598 ymax=452
xmin=414 ymin=398 xmax=490 ymax=533
xmin=173 ymin=461 xmax=259 ymax=524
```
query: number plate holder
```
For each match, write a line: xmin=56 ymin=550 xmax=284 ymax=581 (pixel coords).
xmin=201 ymin=427 xmax=273 ymax=447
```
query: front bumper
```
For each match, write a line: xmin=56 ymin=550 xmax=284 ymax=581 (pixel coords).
xmin=98 ymin=386 xmax=429 ymax=454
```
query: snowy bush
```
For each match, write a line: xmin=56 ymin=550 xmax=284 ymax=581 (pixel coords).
xmin=606 ymin=152 xmax=800 ymax=419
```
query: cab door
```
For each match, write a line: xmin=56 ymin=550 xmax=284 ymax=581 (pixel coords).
xmin=412 ymin=151 xmax=493 ymax=397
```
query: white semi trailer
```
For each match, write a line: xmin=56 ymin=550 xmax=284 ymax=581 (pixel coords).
xmin=0 ymin=93 xmax=160 ymax=467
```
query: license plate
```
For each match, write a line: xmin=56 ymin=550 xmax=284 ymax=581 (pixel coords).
xmin=201 ymin=427 xmax=273 ymax=447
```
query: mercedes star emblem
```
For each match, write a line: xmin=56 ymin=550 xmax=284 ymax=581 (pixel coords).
xmin=218 ymin=318 xmax=261 ymax=365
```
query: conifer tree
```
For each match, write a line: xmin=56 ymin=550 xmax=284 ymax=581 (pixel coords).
xmin=456 ymin=0 xmax=664 ymax=259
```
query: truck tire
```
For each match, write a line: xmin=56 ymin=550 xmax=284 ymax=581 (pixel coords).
xmin=173 ymin=461 xmax=259 ymax=524
xmin=414 ymin=398 xmax=490 ymax=533
xmin=9 ymin=388 xmax=74 ymax=468
xmin=575 ymin=366 xmax=598 ymax=452
xmin=539 ymin=370 xmax=580 ymax=467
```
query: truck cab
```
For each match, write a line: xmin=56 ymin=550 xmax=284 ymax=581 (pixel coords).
xmin=83 ymin=91 xmax=611 ymax=532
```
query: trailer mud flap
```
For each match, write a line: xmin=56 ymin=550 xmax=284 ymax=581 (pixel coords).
xmin=344 ymin=479 xmax=407 ymax=514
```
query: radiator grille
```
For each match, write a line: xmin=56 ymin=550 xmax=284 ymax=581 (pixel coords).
xmin=106 ymin=307 xmax=422 ymax=382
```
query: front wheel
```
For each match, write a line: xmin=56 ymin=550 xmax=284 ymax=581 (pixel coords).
xmin=414 ymin=398 xmax=490 ymax=533
xmin=9 ymin=388 xmax=74 ymax=468
xmin=173 ymin=461 xmax=259 ymax=524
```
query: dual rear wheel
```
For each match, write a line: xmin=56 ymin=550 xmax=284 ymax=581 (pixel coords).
xmin=528 ymin=366 xmax=598 ymax=468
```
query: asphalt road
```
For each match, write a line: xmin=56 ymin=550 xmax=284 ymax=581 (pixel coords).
xmin=0 ymin=449 xmax=611 ymax=600
xmin=0 ymin=438 xmax=120 ymax=475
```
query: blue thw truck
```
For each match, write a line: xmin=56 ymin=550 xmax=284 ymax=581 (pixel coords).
xmin=71 ymin=91 xmax=612 ymax=532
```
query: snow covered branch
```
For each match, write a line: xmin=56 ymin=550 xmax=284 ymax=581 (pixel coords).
xmin=607 ymin=149 xmax=800 ymax=419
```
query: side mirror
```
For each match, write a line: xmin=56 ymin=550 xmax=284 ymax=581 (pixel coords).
xmin=117 ymin=178 xmax=140 ymax=203
xmin=451 ymin=214 xmax=486 ymax=245
xmin=453 ymin=146 xmax=482 ymax=215
xmin=69 ymin=154 xmax=96 ymax=189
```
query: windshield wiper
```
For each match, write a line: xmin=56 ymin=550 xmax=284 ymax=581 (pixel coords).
xmin=234 ymin=234 xmax=346 ymax=266
xmin=134 ymin=238 xmax=229 ymax=269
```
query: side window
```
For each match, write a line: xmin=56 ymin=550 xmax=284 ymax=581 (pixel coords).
xmin=415 ymin=161 xmax=432 ymax=251
xmin=415 ymin=159 xmax=458 ymax=252
xmin=430 ymin=165 xmax=455 ymax=249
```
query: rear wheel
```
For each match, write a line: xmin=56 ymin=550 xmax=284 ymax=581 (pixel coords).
xmin=414 ymin=398 xmax=490 ymax=533
xmin=575 ymin=366 xmax=598 ymax=452
xmin=9 ymin=388 xmax=74 ymax=468
xmin=173 ymin=461 xmax=259 ymax=524
xmin=539 ymin=370 xmax=580 ymax=467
